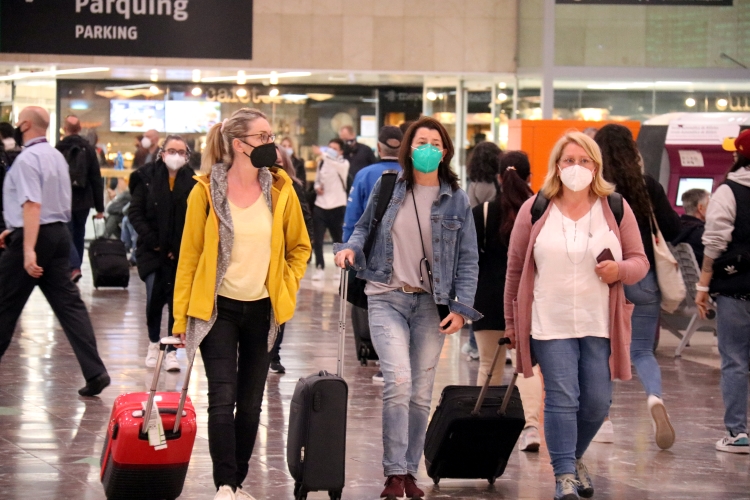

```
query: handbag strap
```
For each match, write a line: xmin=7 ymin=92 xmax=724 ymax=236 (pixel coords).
xmin=362 ymin=171 xmax=398 ymax=260
xmin=482 ymin=201 xmax=489 ymax=252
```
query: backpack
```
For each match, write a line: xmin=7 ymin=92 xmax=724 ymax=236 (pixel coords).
xmin=531 ymin=192 xmax=624 ymax=226
xmin=65 ymin=143 xmax=89 ymax=189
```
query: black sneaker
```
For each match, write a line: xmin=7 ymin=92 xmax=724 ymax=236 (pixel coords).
xmin=269 ymin=361 xmax=286 ymax=374
xmin=78 ymin=373 xmax=110 ymax=397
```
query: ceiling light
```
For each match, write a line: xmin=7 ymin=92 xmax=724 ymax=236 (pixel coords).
xmin=270 ymin=71 xmax=279 ymax=85
xmin=685 ymin=97 xmax=696 ymax=107
xmin=498 ymin=82 xmax=507 ymax=89
xmin=149 ymin=85 xmax=160 ymax=94
xmin=192 ymin=69 xmax=201 ymax=82
xmin=201 ymin=71 xmax=311 ymax=83
xmin=237 ymin=70 xmax=246 ymax=85
xmin=280 ymin=94 xmax=309 ymax=102
xmin=426 ymin=91 xmax=437 ymax=101
xmin=236 ymin=88 xmax=248 ymax=97
xmin=497 ymin=92 xmax=508 ymax=102
xmin=0 ymin=66 xmax=109 ymax=82
xmin=717 ymin=98 xmax=729 ymax=107
xmin=191 ymin=86 xmax=202 ymax=96
xmin=150 ymin=69 xmax=158 ymax=82
xmin=269 ymin=88 xmax=279 ymax=97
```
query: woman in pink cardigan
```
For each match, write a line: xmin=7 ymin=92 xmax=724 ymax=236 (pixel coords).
xmin=504 ymin=132 xmax=648 ymax=500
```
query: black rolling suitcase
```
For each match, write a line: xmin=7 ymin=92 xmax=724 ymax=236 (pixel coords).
xmin=89 ymin=217 xmax=130 ymax=289
xmin=424 ymin=338 xmax=525 ymax=486
xmin=351 ymin=305 xmax=378 ymax=365
xmin=287 ymin=268 xmax=349 ymax=500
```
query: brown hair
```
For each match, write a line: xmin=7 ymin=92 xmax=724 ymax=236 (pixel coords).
xmin=201 ymin=107 xmax=268 ymax=175
xmin=275 ymin=144 xmax=301 ymax=184
xmin=398 ymin=117 xmax=459 ymax=191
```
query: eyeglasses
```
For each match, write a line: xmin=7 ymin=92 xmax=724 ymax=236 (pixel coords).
xmin=241 ymin=132 xmax=276 ymax=145
xmin=165 ymin=148 xmax=188 ymax=157
xmin=559 ymin=157 xmax=595 ymax=168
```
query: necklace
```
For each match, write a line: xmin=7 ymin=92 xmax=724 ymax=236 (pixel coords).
xmin=560 ymin=202 xmax=593 ymax=265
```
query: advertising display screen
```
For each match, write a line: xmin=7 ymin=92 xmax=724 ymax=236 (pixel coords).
xmin=165 ymin=101 xmax=221 ymax=133
xmin=676 ymin=178 xmax=714 ymax=206
xmin=110 ymin=100 xmax=165 ymax=132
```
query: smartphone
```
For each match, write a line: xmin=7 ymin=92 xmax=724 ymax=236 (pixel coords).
xmin=596 ymin=248 xmax=615 ymax=264
xmin=437 ymin=304 xmax=452 ymax=331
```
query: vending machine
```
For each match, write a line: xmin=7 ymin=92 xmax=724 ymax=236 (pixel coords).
xmin=637 ymin=113 xmax=750 ymax=213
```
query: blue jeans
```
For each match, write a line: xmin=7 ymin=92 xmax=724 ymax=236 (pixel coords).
xmin=716 ymin=295 xmax=750 ymax=435
xmin=368 ymin=290 xmax=446 ymax=476
xmin=624 ymin=270 xmax=662 ymax=398
xmin=531 ymin=336 xmax=612 ymax=476
xmin=121 ymin=215 xmax=137 ymax=264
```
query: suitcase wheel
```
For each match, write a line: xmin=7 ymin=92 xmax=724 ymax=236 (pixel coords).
xmin=358 ymin=345 xmax=369 ymax=366
xmin=433 ymin=476 xmax=440 ymax=485
xmin=488 ymin=477 xmax=496 ymax=485
xmin=328 ymin=490 xmax=342 ymax=500
xmin=294 ymin=482 xmax=306 ymax=500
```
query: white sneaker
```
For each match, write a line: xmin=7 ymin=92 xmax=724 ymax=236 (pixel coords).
xmin=235 ymin=487 xmax=256 ymax=499
xmin=518 ymin=426 xmax=541 ymax=452
xmin=592 ymin=418 xmax=614 ymax=443
xmin=715 ymin=432 xmax=750 ymax=454
xmin=164 ymin=351 xmax=181 ymax=372
xmin=145 ymin=342 xmax=159 ymax=368
xmin=648 ymin=395 xmax=675 ymax=450
xmin=312 ymin=268 xmax=325 ymax=281
xmin=213 ymin=485 xmax=235 ymax=500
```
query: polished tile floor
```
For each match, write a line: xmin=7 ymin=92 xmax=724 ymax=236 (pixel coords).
xmin=0 ymin=251 xmax=749 ymax=500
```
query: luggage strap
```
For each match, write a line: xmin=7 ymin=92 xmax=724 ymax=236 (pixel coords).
xmin=141 ymin=337 xmax=194 ymax=435
xmin=471 ymin=338 xmax=517 ymax=417
xmin=337 ymin=268 xmax=349 ymax=378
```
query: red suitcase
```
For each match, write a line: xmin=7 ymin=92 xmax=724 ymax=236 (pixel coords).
xmin=101 ymin=338 xmax=197 ymax=500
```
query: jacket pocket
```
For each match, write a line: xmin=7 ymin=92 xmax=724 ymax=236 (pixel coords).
xmin=620 ymin=298 xmax=635 ymax=346
xmin=440 ymin=218 xmax=462 ymax=265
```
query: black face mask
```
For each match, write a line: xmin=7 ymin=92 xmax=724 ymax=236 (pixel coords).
xmin=13 ymin=125 xmax=24 ymax=147
xmin=242 ymin=141 xmax=279 ymax=169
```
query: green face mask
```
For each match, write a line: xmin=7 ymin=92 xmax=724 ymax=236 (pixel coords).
xmin=411 ymin=144 xmax=443 ymax=173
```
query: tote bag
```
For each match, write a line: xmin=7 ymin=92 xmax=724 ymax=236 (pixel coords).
xmin=650 ymin=215 xmax=686 ymax=313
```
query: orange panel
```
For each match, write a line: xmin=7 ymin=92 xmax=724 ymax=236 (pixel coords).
xmin=507 ymin=120 xmax=641 ymax=193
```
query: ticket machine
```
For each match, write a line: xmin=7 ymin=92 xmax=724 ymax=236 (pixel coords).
xmin=637 ymin=113 xmax=750 ymax=213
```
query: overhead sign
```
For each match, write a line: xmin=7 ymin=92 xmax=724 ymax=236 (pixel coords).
xmin=556 ymin=0 xmax=732 ymax=5
xmin=0 ymin=0 xmax=253 ymax=59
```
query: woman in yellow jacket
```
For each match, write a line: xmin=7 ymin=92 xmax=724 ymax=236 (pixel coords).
xmin=173 ymin=108 xmax=311 ymax=500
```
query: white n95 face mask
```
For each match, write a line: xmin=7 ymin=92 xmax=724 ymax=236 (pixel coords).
xmin=141 ymin=137 xmax=152 ymax=149
xmin=2 ymin=137 xmax=16 ymax=150
xmin=558 ymin=164 xmax=594 ymax=192
xmin=164 ymin=154 xmax=186 ymax=171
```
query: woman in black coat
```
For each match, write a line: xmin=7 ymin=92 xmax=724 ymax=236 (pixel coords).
xmin=472 ymin=150 xmax=544 ymax=452
xmin=128 ymin=135 xmax=197 ymax=371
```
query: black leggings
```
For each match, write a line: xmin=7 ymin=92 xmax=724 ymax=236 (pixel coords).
xmin=200 ymin=296 xmax=271 ymax=490
xmin=313 ymin=206 xmax=345 ymax=269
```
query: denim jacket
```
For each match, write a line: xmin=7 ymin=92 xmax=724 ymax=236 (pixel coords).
xmin=333 ymin=172 xmax=482 ymax=321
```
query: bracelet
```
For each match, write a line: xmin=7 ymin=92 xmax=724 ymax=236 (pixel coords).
xmin=696 ymin=284 xmax=710 ymax=292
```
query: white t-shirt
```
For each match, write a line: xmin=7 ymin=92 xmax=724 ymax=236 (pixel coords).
xmin=314 ymin=156 xmax=350 ymax=210
xmin=531 ymin=199 xmax=611 ymax=340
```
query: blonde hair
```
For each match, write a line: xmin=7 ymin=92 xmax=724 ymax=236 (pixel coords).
xmin=201 ymin=107 xmax=268 ymax=175
xmin=541 ymin=131 xmax=615 ymax=199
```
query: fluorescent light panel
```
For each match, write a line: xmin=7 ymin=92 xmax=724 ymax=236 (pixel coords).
xmin=0 ymin=66 xmax=109 ymax=81
xmin=201 ymin=71 xmax=311 ymax=83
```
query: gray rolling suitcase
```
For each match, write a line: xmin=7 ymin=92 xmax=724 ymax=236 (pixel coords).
xmin=287 ymin=269 xmax=349 ymax=500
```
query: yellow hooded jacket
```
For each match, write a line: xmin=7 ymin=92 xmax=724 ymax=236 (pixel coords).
xmin=172 ymin=168 xmax=311 ymax=334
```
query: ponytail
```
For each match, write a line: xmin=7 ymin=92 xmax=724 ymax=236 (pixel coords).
xmin=201 ymin=122 xmax=225 ymax=175
xmin=498 ymin=151 xmax=533 ymax=246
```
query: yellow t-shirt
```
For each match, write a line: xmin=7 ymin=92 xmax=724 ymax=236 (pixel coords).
xmin=169 ymin=177 xmax=175 ymax=191
xmin=217 ymin=196 xmax=272 ymax=301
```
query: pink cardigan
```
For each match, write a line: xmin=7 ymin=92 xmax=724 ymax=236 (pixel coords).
xmin=503 ymin=195 xmax=649 ymax=380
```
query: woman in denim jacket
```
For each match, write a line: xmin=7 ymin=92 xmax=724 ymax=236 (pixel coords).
xmin=334 ymin=117 xmax=480 ymax=500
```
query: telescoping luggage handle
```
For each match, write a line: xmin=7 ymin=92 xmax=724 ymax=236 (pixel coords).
xmin=140 ymin=337 xmax=195 ymax=435
xmin=336 ymin=266 xmax=351 ymax=378
xmin=471 ymin=338 xmax=518 ymax=417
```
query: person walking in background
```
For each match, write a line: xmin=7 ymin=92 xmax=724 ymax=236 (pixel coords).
xmin=695 ymin=129 xmax=750 ymax=455
xmin=0 ymin=106 xmax=109 ymax=397
xmin=267 ymin=144 xmax=314 ymax=374
xmin=132 ymin=134 xmax=149 ymax=169
xmin=672 ymin=188 xmax=709 ymax=266
xmin=334 ymin=117 xmax=480 ymax=500
xmin=312 ymin=138 xmax=349 ymax=281
xmin=343 ymin=125 xmax=404 ymax=384
xmin=339 ymin=124 xmax=376 ymax=179
xmin=280 ymin=136 xmax=307 ymax=185
xmin=472 ymin=150 xmax=544 ymax=453
xmin=467 ymin=141 xmax=502 ymax=207
xmin=594 ymin=124 xmax=681 ymax=450
xmin=128 ymin=135 xmax=196 ymax=372
xmin=0 ymin=121 xmax=22 ymax=237
xmin=55 ymin=115 xmax=105 ymax=283
xmin=173 ymin=108 xmax=310 ymax=500
xmin=505 ymin=132 xmax=648 ymax=500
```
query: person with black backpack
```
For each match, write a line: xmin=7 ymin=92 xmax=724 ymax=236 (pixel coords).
xmin=0 ymin=121 xmax=22 ymax=237
xmin=55 ymin=115 xmax=104 ymax=283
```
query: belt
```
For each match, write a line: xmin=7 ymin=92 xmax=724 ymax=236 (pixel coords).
xmin=401 ymin=285 xmax=429 ymax=294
